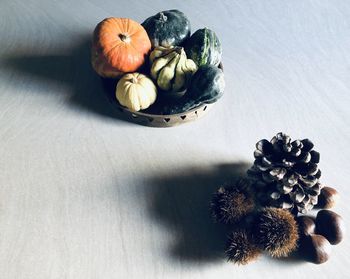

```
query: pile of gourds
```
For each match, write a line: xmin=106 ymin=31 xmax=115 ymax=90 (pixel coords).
xmin=91 ymin=10 xmax=225 ymax=114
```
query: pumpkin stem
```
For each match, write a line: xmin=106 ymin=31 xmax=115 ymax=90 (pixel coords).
xmin=159 ymin=12 xmax=167 ymax=22
xmin=174 ymin=47 xmax=183 ymax=54
xmin=119 ymin=33 xmax=131 ymax=43
xmin=131 ymin=76 xmax=138 ymax=84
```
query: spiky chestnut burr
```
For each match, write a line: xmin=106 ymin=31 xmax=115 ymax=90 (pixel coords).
xmin=247 ymin=132 xmax=323 ymax=214
xmin=210 ymin=179 xmax=255 ymax=224
xmin=253 ymin=207 xmax=299 ymax=257
xmin=225 ymin=230 xmax=261 ymax=265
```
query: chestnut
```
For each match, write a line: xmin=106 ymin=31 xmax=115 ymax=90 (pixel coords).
xmin=316 ymin=210 xmax=345 ymax=245
xmin=299 ymin=234 xmax=331 ymax=264
xmin=297 ymin=216 xmax=316 ymax=236
xmin=318 ymin=187 xmax=339 ymax=209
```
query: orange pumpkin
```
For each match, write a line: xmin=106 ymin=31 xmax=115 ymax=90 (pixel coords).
xmin=91 ymin=17 xmax=151 ymax=78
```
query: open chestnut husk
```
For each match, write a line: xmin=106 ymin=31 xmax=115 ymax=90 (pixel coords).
xmin=299 ymin=234 xmax=332 ymax=264
xmin=315 ymin=210 xmax=345 ymax=245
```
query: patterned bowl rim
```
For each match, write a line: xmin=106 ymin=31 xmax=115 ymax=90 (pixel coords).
xmin=104 ymin=63 xmax=223 ymax=127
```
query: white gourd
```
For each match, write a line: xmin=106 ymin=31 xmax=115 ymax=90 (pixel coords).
xmin=116 ymin=73 xmax=157 ymax=112
xmin=150 ymin=46 xmax=197 ymax=92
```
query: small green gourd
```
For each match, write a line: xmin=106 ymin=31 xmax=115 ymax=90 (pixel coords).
xmin=185 ymin=28 xmax=222 ymax=67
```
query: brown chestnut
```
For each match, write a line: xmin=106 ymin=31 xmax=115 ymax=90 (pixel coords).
xmin=297 ymin=216 xmax=316 ymax=236
xmin=316 ymin=210 xmax=345 ymax=245
xmin=299 ymin=234 xmax=331 ymax=264
xmin=318 ymin=187 xmax=339 ymax=209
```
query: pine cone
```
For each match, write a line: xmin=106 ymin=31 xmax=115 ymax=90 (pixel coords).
xmin=247 ymin=132 xmax=323 ymax=214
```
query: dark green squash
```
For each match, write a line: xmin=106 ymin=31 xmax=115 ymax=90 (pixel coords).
xmin=185 ymin=28 xmax=222 ymax=67
xmin=142 ymin=10 xmax=191 ymax=47
xmin=161 ymin=98 xmax=197 ymax=114
xmin=186 ymin=65 xmax=225 ymax=104
xmin=162 ymin=65 xmax=225 ymax=114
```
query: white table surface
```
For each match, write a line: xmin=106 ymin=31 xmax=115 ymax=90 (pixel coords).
xmin=0 ymin=0 xmax=349 ymax=278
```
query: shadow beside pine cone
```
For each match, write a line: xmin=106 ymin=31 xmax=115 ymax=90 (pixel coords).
xmin=143 ymin=162 xmax=250 ymax=263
